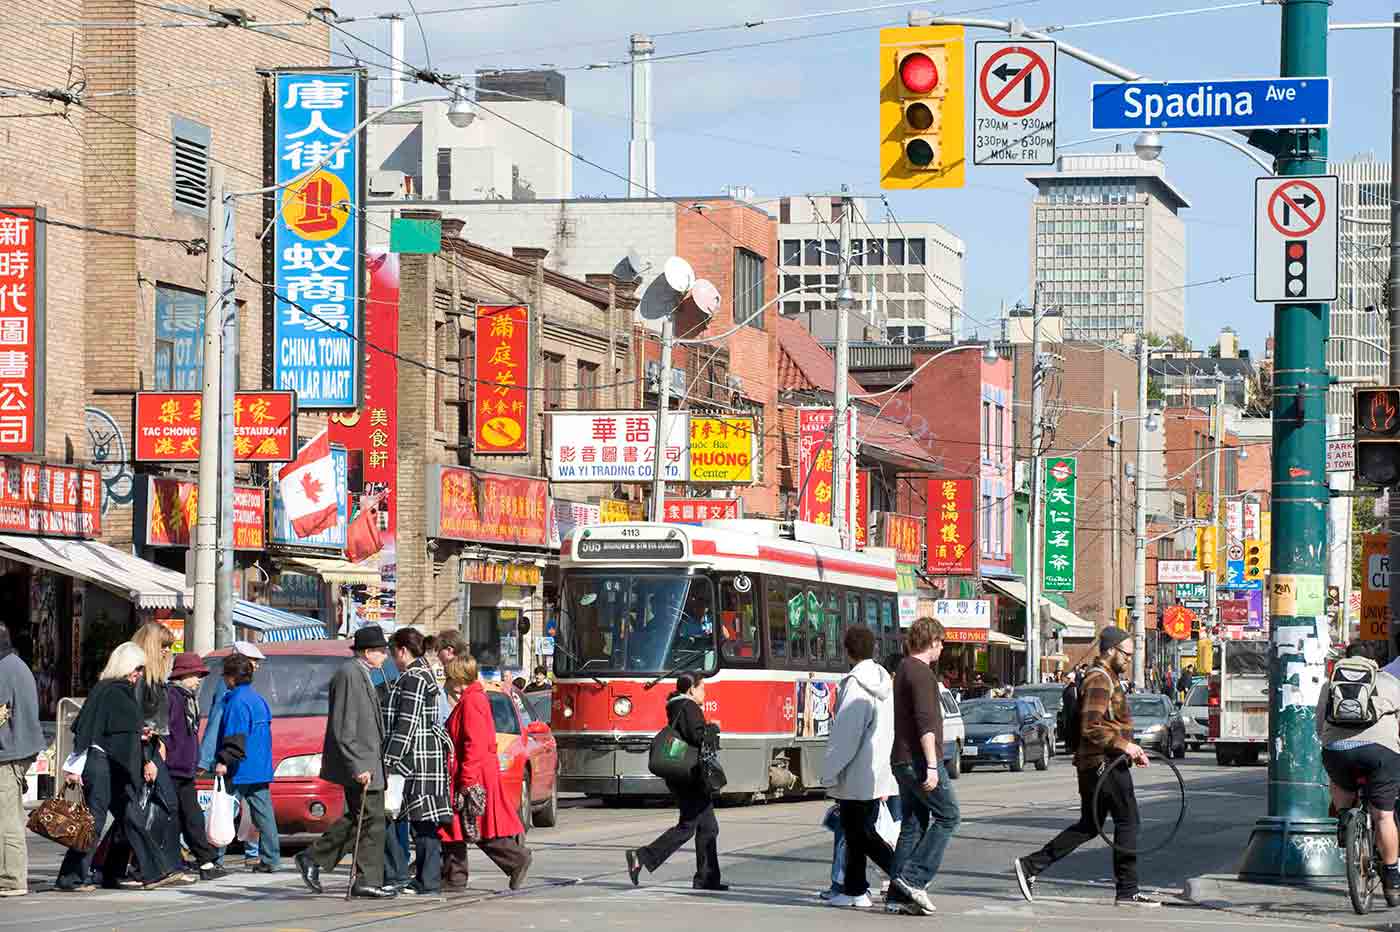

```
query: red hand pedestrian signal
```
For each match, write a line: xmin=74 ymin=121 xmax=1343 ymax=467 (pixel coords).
xmin=1355 ymin=387 xmax=1400 ymax=486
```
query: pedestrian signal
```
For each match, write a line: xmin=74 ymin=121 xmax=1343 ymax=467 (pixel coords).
xmin=1355 ymin=387 xmax=1400 ymax=486
xmin=880 ymin=26 xmax=965 ymax=189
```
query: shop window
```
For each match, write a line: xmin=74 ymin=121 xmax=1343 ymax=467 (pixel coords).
xmin=766 ymin=576 xmax=787 ymax=660
xmin=719 ymin=574 xmax=759 ymax=663
xmin=469 ymin=606 xmax=501 ymax=668
xmin=153 ymin=284 xmax=205 ymax=390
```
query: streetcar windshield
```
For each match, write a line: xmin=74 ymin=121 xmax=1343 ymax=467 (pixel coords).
xmin=557 ymin=571 xmax=718 ymax=676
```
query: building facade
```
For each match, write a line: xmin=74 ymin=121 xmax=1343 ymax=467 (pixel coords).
xmin=1326 ymin=153 xmax=1390 ymax=433
xmin=1027 ymin=153 xmax=1189 ymax=342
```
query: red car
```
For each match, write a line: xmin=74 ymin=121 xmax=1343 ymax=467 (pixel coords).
xmin=196 ymin=642 xmax=559 ymax=835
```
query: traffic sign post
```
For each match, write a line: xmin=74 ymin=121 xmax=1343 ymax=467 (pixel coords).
xmin=973 ymin=41 xmax=1055 ymax=165
xmin=1254 ymin=175 xmax=1338 ymax=303
xmin=1089 ymin=77 xmax=1330 ymax=131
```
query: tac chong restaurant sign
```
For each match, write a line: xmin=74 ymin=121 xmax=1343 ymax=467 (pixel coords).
xmin=134 ymin=390 xmax=296 ymax=462
xmin=0 ymin=461 xmax=101 ymax=538
xmin=139 ymin=477 xmax=266 ymax=550
xmin=426 ymin=466 xmax=548 ymax=547
xmin=926 ymin=477 xmax=974 ymax=575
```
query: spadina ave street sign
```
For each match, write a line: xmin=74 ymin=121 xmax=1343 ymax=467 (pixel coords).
xmin=1090 ymin=77 xmax=1330 ymax=131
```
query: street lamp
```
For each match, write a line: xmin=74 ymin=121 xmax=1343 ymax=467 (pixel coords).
xmin=447 ymin=93 xmax=475 ymax=129
xmin=1132 ymin=129 xmax=1275 ymax=173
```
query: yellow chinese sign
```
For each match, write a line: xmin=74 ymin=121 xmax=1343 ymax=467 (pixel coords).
xmin=688 ymin=416 xmax=756 ymax=484
xmin=600 ymin=499 xmax=644 ymax=523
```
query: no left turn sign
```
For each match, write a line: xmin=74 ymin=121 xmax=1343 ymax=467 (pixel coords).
xmin=973 ymin=40 xmax=1056 ymax=166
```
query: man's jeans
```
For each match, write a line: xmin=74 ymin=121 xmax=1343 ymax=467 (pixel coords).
xmin=891 ymin=762 xmax=961 ymax=892
xmin=231 ymin=784 xmax=280 ymax=869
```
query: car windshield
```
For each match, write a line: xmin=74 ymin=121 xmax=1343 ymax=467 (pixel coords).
xmin=1128 ymin=696 xmax=1168 ymax=719
xmin=197 ymin=654 xmax=346 ymax=718
xmin=1013 ymin=686 xmax=1063 ymax=711
xmin=558 ymin=571 xmax=716 ymax=675
xmin=1186 ymin=685 xmax=1208 ymax=706
xmin=488 ymin=692 xmax=520 ymax=735
xmin=962 ymin=702 xmax=1020 ymax=725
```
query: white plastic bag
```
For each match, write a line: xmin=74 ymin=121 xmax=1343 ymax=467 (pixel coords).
xmin=236 ymin=794 xmax=258 ymax=842
xmin=385 ymin=774 xmax=406 ymax=818
xmin=874 ymin=801 xmax=900 ymax=851
xmin=205 ymin=776 xmax=237 ymax=848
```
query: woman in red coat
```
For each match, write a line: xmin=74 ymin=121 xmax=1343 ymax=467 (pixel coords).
xmin=438 ymin=657 xmax=532 ymax=892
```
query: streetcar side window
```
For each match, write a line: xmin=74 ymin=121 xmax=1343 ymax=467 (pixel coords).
xmin=718 ymin=574 xmax=760 ymax=665
xmin=766 ymin=576 xmax=788 ymax=661
xmin=845 ymin=592 xmax=862 ymax=662
xmin=822 ymin=588 xmax=842 ymax=668
xmin=787 ymin=583 xmax=808 ymax=664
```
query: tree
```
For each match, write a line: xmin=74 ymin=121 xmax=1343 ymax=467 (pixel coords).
xmin=1148 ymin=376 xmax=1165 ymax=404
xmin=1245 ymin=365 xmax=1273 ymax=418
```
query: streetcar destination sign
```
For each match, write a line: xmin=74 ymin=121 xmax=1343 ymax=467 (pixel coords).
xmin=575 ymin=537 xmax=685 ymax=560
xmin=1090 ymin=77 xmax=1330 ymax=131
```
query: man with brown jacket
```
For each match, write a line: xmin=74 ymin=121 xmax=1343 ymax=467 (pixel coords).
xmin=1012 ymin=627 xmax=1158 ymax=908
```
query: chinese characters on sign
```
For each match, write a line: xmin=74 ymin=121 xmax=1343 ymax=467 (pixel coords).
xmin=599 ymin=499 xmax=644 ymax=523
xmin=134 ymin=391 xmax=296 ymax=462
xmin=688 ymin=416 xmax=756 ymax=484
xmin=853 ymin=470 xmax=870 ymax=549
xmin=0 ymin=208 xmax=43 ymax=454
xmin=473 ymin=304 xmax=530 ymax=455
xmin=797 ymin=407 xmax=857 ymax=528
xmin=926 ymin=477 xmax=975 ymax=575
xmin=153 ymin=286 xmax=203 ymax=390
xmin=932 ymin=599 xmax=992 ymax=643
xmin=141 ymin=477 xmax=264 ymax=550
xmin=1042 ymin=457 xmax=1077 ymax=592
xmin=548 ymin=411 xmax=689 ymax=482
xmin=549 ymin=500 xmax=600 ymax=548
xmin=429 ymin=466 xmax=548 ymax=547
xmin=0 ymin=461 xmax=100 ymax=538
xmin=879 ymin=513 xmax=922 ymax=565
xmin=270 ymin=445 xmax=347 ymax=549
xmin=664 ymin=498 xmax=742 ymax=525
xmin=272 ymin=71 xmax=362 ymax=408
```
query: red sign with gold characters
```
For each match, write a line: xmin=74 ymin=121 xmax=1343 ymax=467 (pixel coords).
xmin=473 ymin=304 xmax=530 ymax=455
xmin=0 ymin=460 xmax=101 ymax=538
xmin=134 ymin=391 xmax=296 ymax=462
xmin=880 ymin=513 xmax=923 ymax=565
xmin=143 ymin=477 xmax=265 ymax=550
xmin=0 ymin=208 xmax=44 ymax=455
xmin=853 ymin=470 xmax=870 ymax=549
xmin=926 ymin=477 xmax=975 ymax=575
xmin=428 ymin=466 xmax=547 ymax=546
xmin=1162 ymin=604 xmax=1195 ymax=641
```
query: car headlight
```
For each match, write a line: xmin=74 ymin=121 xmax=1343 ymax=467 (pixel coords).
xmin=274 ymin=753 xmax=322 ymax=778
xmin=987 ymin=734 xmax=1017 ymax=744
xmin=613 ymin=696 xmax=632 ymax=717
xmin=1142 ymin=724 xmax=1164 ymax=734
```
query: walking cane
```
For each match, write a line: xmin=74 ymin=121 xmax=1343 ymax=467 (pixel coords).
xmin=344 ymin=782 xmax=370 ymax=901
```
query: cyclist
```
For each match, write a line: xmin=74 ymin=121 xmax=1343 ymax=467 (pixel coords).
xmin=1320 ymin=641 xmax=1400 ymax=906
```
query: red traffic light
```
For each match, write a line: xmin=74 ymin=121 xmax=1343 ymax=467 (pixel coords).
xmin=899 ymin=52 xmax=939 ymax=94
xmin=1287 ymin=243 xmax=1304 ymax=260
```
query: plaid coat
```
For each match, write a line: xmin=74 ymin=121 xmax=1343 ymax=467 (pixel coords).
xmin=383 ymin=657 xmax=453 ymax=823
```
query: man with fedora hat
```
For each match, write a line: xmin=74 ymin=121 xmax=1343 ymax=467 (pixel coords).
xmin=297 ymin=626 xmax=396 ymax=898
xmin=166 ymin=652 xmax=224 ymax=880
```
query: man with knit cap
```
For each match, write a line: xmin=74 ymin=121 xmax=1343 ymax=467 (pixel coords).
xmin=1012 ymin=626 xmax=1158 ymax=908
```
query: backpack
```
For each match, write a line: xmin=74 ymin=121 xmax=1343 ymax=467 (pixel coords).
xmin=1326 ymin=657 xmax=1386 ymax=727
xmin=1062 ymin=669 xmax=1113 ymax=753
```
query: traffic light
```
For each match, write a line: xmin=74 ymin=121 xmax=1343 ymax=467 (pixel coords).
xmin=1355 ymin=387 xmax=1400 ymax=486
xmin=1114 ymin=607 xmax=1129 ymax=631
xmin=1244 ymin=539 xmax=1265 ymax=581
xmin=880 ymin=25 xmax=965 ymax=190
xmin=1284 ymin=240 xmax=1307 ymax=298
xmin=1196 ymin=526 xmax=1218 ymax=571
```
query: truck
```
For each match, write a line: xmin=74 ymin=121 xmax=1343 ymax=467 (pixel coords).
xmin=1209 ymin=638 xmax=1270 ymax=766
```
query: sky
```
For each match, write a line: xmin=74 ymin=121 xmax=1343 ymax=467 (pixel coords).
xmin=335 ymin=0 xmax=1398 ymax=359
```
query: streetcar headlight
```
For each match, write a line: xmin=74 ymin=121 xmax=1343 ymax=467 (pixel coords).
xmin=613 ymin=696 xmax=633 ymax=717
xmin=987 ymin=734 xmax=1017 ymax=745
xmin=563 ymin=699 xmax=575 ymax=718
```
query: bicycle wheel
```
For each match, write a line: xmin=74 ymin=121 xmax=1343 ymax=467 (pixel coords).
xmin=1346 ymin=808 xmax=1378 ymax=915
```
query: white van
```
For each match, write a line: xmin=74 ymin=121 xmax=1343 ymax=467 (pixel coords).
xmin=940 ymin=688 xmax=966 ymax=779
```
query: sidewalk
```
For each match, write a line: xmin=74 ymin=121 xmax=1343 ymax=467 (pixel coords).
xmin=1185 ymin=874 xmax=1400 ymax=930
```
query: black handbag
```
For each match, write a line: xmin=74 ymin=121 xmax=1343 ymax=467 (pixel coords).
xmin=648 ymin=724 xmax=699 ymax=782
xmin=699 ymin=748 xmax=728 ymax=794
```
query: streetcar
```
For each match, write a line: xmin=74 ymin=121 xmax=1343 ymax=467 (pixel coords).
xmin=552 ymin=518 xmax=900 ymax=803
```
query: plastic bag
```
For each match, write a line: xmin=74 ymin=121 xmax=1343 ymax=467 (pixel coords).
xmin=236 ymin=793 xmax=258 ymax=843
xmin=385 ymin=774 xmax=406 ymax=819
xmin=205 ymin=776 xmax=236 ymax=848
xmin=874 ymin=801 xmax=900 ymax=851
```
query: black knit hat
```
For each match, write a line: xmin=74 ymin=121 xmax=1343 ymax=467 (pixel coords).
xmin=1099 ymin=626 xmax=1131 ymax=653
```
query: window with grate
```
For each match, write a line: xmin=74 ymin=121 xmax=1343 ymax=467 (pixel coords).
xmin=576 ymin=361 xmax=598 ymax=408
xmin=734 ymin=248 xmax=765 ymax=331
xmin=172 ymin=116 xmax=211 ymax=217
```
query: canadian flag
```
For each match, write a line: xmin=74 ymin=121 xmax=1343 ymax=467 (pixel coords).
xmin=278 ymin=429 xmax=338 ymax=539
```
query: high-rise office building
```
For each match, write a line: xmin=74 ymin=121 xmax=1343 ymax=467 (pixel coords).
xmin=1026 ymin=152 xmax=1189 ymax=342
xmin=1326 ymin=153 xmax=1390 ymax=433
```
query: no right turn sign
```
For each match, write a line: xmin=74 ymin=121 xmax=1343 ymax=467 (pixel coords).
xmin=1254 ymin=175 xmax=1338 ymax=303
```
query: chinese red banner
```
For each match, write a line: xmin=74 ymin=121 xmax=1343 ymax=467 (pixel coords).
xmin=663 ymin=498 xmax=743 ymax=525
xmin=473 ymin=304 xmax=530 ymax=455
xmin=133 ymin=391 xmax=296 ymax=462
xmin=429 ymin=466 xmax=548 ymax=546
xmin=853 ymin=470 xmax=870 ymax=549
xmin=926 ymin=477 xmax=975 ymax=575
xmin=0 ymin=460 xmax=100 ymax=538
xmin=880 ymin=513 xmax=923 ymax=565
xmin=141 ymin=476 xmax=264 ymax=550
xmin=0 ymin=208 xmax=43 ymax=455
xmin=797 ymin=408 xmax=835 ymax=525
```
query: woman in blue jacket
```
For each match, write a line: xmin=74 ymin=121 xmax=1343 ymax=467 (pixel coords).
xmin=213 ymin=654 xmax=280 ymax=872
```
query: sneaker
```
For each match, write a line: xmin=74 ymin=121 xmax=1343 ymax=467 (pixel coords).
xmin=248 ymin=862 xmax=275 ymax=874
xmin=885 ymin=898 xmax=931 ymax=916
xmin=828 ymin=892 xmax=873 ymax=908
xmin=1383 ymin=867 xmax=1400 ymax=907
xmin=0 ymin=889 xmax=27 ymax=898
xmin=890 ymin=878 xmax=936 ymax=914
xmin=1012 ymin=857 xmax=1036 ymax=903
xmin=1115 ymin=892 xmax=1162 ymax=908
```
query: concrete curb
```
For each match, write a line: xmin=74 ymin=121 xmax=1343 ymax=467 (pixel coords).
xmin=1181 ymin=875 xmax=1233 ymax=910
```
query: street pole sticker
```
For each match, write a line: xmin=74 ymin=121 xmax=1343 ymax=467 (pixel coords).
xmin=973 ymin=41 xmax=1055 ymax=166
xmin=1254 ymin=175 xmax=1338 ymax=303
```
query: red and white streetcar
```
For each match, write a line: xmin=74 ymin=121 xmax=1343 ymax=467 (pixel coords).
xmin=553 ymin=519 xmax=901 ymax=803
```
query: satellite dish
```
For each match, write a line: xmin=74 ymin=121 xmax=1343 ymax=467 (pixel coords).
xmin=612 ymin=248 xmax=647 ymax=283
xmin=682 ymin=278 xmax=721 ymax=321
xmin=638 ymin=273 xmax=681 ymax=321
xmin=663 ymin=256 xmax=696 ymax=293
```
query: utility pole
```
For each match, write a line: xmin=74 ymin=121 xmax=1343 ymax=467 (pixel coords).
xmin=1239 ymin=0 xmax=1340 ymax=881
xmin=648 ymin=316 xmax=673 ymax=523
xmin=1132 ymin=338 xmax=1149 ymax=688
xmin=1206 ymin=381 xmax=1224 ymax=637
xmin=214 ymin=191 xmax=237 ymax=650
xmin=1024 ymin=288 xmax=1043 ymax=685
xmin=192 ymin=164 xmax=225 ymax=656
xmin=1387 ymin=11 xmax=1400 ymax=663
xmin=833 ymin=188 xmax=852 ymax=548
xmin=1111 ymin=390 xmax=1121 ymax=614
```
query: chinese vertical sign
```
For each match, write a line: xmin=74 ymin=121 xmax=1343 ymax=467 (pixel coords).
xmin=797 ymin=407 xmax=857 ymax=529
xmin=853 ymin=470 xmax=870 ymax=549
xmin=272 ymin=71 xmax=362 ymax=408
xmin=880 ymin=513 xmax=922 ymax=565
xmin=1042 ymin=457 xmax=1077 ymax=592
xmin=0 ymin=208 xmax=43 ymax=454
xmin=926 ymin=478 xmax=974 ymax=575
xmin=473 ymin=304 xmax=530 ymax=455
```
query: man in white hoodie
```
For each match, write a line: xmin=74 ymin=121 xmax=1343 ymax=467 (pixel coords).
xmin=822 ymin=625 xmax=900 ymax=909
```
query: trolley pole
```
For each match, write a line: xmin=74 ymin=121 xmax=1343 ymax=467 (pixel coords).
xmin=1238 ymin=0 xmax=1342 ymax=882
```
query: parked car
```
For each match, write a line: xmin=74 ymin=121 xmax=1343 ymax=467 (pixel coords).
xmin=485 ymin=681 xmax=559 ymax=829
xmin=960 ymin=698 xmax=1051 ymax=773
xmin=940 ymin=688 xmax=965 ymax=779
xmin=1127 ymin=693 xmax=1188 ymax=758
xmin=1182 ymin=683 xmax=1210 ymax=750
xmin=1013 ymin=684 xmax=1067 ymax=749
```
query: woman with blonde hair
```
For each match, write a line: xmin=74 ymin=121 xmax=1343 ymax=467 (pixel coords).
xmin=131 ymin=622 xmax=175 ymax=736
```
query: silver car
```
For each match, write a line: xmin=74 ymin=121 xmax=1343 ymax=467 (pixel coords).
xmin=1182 ymin=683 xmax=1210 ymax=749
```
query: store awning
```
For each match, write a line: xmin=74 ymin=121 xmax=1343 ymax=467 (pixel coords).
xmin=233 ymin=600 xmax=329 ymax=642
xmin=988 ymin=630 xmax=1026 ymax=651
xmin=984 ymin=579 xmax=1096 ymax=639
xmin=283 ymin=557 xmax=381 ymax=586
xmin=0 ymin=534 xmax=190 ymax=609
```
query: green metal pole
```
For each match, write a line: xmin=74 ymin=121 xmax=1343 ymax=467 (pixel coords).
xmin=1238 ymin=0 xmax=1341 ymax=883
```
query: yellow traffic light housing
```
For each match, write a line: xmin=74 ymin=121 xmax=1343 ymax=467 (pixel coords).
xmin=880 ymin=26 xmax=965 ymax=189
xmin=1244 ymin=539 xmax=1265 ymax=581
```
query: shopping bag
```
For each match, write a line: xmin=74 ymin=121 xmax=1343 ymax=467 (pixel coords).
xmin=385 ymin=774 xmax=406 ymax=819
xmin=205 ymin=776 xmax=236 ymax=848
xmin=236 ymin=793 xmax=258 ymax=843
xmin=874 ymin=800 xmax=900 ymax=851
xmin=648 ymin=725 xmax=698 ymax=783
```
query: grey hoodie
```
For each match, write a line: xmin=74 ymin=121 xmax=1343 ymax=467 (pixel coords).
xmin=821 ymin=659 xmax=900 ymax=801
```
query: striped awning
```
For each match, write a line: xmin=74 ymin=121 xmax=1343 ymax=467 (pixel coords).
xmin=233 ymin=600 xmax=328 ymax=642
xmin=0 ymin=534 xmax=190 ymax=609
